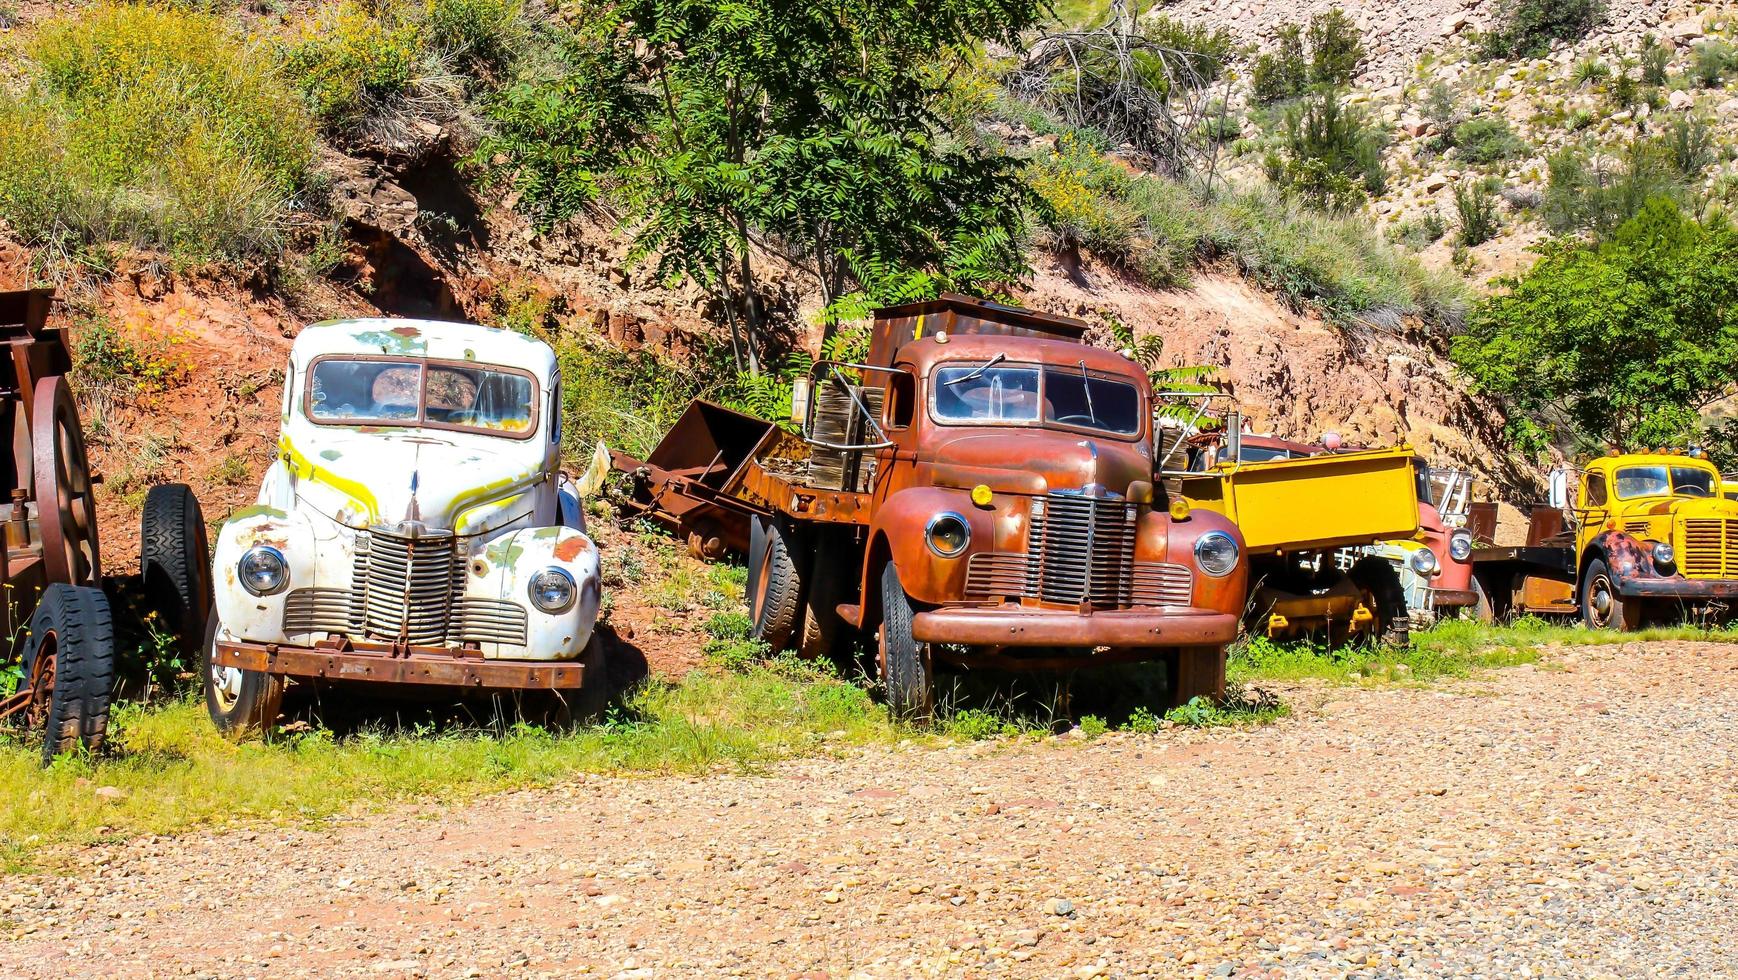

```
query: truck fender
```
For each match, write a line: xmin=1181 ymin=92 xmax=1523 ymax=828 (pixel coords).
xmin=865 ymin=486 xmax=992 ymax=609
xmin=1584 ymin=530 xmax=1661 ymax=584
xmin=213 ymin=506 xmax=320 ymax=643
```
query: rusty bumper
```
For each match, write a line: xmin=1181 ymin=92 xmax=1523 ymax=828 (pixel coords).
xmin=215 ymin=641 xmax=588 ymax=689
xmin=909 ymin=606 xmax=1238 ymax=648
xmin=1616 ymin=577 xmax=1738 ymax=600
xmin=1428 ymin=588 xmax=1479 ymax=609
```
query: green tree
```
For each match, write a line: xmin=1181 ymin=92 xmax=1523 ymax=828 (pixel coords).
xmin=478 ymin=1 xmax=1042 ymax=368
xmin=1452 ymin=198 xmax=1738 ymax=453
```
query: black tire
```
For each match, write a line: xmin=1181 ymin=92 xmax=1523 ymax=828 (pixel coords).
xmin=1580 ymin=557 xmax=1642 ymax=631
xmin=798 ymin=533 xmax=848 ymax=661
xmin=1348 ymin=557 xmax=1410 ymax=647
xmin=201 ymin=612 xmax=285 ymax=739
xmin=140 ymin=483 xmax=212 ymax=655
xmin=21 ymin=584 xmax=117 ymax=765
xmin=878 ymin=563 xmax=933 ymax=722
xmin=748 ymin=515 xmax=804 ymax=652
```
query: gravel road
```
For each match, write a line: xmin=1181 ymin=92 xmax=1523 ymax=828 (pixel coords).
xmin=5 ymin=640 xmax=1736 ymax=978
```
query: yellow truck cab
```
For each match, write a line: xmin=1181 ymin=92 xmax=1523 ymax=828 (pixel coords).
xmin=1473 ymin=451 xmax=1738 ymax=629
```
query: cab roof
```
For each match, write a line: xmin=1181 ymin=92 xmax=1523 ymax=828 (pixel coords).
xmin=1586 ymin=451 xmax=1719 ymax=473
xmin=893 ymin=332 xmax=1146 ymax=382
xmin=292 ymin=318 xmax=556 ymax=376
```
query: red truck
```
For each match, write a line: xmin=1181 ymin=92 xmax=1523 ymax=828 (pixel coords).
xmin=616 ymin=296 xmax=1249 ymax=718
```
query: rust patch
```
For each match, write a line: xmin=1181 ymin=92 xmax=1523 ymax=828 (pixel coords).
xmin=391 ymin=325 xmax=420 ymax=338
xmin=554 ymin=536 xmax=590 ymax=562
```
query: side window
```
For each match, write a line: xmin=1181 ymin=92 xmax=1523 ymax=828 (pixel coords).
xmin=550 ymin=381 xmax=562 ymax=444
xmin=886 ymin=373 xmax=916 ymax=429
xmin=1585 ymin=473 xmax=1607 ymax=507
xmin=280 ymin=360 xmax=294 ymax=419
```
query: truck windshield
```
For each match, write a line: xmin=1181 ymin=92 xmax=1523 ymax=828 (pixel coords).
xmin=307 ymin=358 xmax=537 ymax=437
xmin=1613 ymin=465 xmax=1715 ymax=498
xmin=932 ymin=363 xmax=1141 ymax=437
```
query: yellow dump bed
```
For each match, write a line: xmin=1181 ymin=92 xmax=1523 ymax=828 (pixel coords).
xmin=1180 ymin=446 xmax=1420 ymax=555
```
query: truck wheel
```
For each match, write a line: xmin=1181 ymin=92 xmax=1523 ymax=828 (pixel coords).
xmin=1348 ymin=558 xmax=1409 ymax=647
xmin=1580 ymin=558 xmax=1643 ymax=631
xmin=140 ymin=483 xmax=212 ymax=655
xmin=878 ymin=563 xmax=933 ymax=722
xmin=21 ymin=584 xmax=117 ymax=765
xmin=748 ymin=515 xmax=804 ymax=652
xmin=798 ymin=534 xmax=847 ymax=661
xmin=201 ymin=612 xmax=284 ymax=739
xmin=1167 ymin=647 xmax=1226 ymax=709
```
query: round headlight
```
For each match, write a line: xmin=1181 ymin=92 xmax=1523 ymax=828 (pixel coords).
xmin=926 ymin=512 xmax=970 ymax=558
xmin=1449 ymin=530 xmax=1474 ymax=562
xmin=238 ymin=545 xmax=288 ymax=596
xmin=528 ymin=567 xmax=577 ymax=613
xmin=1193 ymin=530 xmax=1239 ymax=577
xmin=1409 ymin=547 xmax=1440 ymax=577
xmin=1652 ymin=541 xmax=1675 ymax=566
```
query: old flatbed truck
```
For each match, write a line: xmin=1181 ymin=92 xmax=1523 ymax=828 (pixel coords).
xmin=1472 ymin=450 xmax=1738 ymax=629
xmin=617 ymin=295 xmax=1249 ymax=719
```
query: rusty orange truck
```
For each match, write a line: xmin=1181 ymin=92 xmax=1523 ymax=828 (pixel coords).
xmin=615 ymin=295 xmax=1249 ymax=718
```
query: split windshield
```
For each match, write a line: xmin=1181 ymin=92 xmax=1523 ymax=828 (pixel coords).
xmin=306 ymin=358 xmax=536 ymax=437
xmin=931 ymin=363 xmax=1141 ymax=437
xmin=1613 ymin=465 xmax=1715 ymax=499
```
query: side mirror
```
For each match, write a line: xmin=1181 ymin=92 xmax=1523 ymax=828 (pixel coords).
xmin=1225 ymin=413 xmax=1242 ymax=465
xmin=791 ymin=376 xmax=811 ymax=425
xmin=1547 ymin=468 xmax=1570 ymax=510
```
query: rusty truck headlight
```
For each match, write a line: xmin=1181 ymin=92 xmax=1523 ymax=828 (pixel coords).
xmin=925 ymin=512 xmax=970 ymax=558
xmin=528 ymin=567 xmax=577 ymax=613
xmin=1652 ymin=541 xmax=1675 ymax=567
xmin=1449 ymin=530 xmax=1473 ymax=562
xmin=238 ymin=546 xmax=288 ymax=596
xmin=1193 ymin=531 xmax=1238 ymax=577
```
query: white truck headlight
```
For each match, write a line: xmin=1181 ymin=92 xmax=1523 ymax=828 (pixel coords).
xmin=528 ymin=567 xmax=577 ymax=613
xmin=1409 ymin=548 xmax=1440 ymax=576
xmin=238 ymin=546 xmax=289 ymax=596
xmin=1449 ymin=529 xmax=1473 ymax=562
xmin=1194 ymin=531 xmax=1239 ymax=577
xmin=1652 ymin=541 xmax=1675 ymax=566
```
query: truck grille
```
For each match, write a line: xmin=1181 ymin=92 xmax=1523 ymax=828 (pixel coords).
xmin=960 ymin=493 xmax=1193 ymax=608
xmin=1681 ymin=518 xmax=1738 ymax=579
xmin=278 ymin=528 xmax=529 ymax=646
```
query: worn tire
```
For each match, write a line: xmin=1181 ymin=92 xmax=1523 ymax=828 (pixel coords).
xmin=798 ymin=533 xmax=848 ymax=661
xmin=1580 ymin=557 xmax=1643 ymax=631
xmin=21 ymin=584 xmax=117 ymax=765
xmin=878 ymin=563 xmax=933 ymax=723
xmin=140 ymin=483 xmax=211 ymax=655
xmin=748 ymin=515 xmax=804 ymax=652
xmin=1348 ymin=558 xmax=1410 ymax=647
xmin=202 ymin=612 xmax=285 ymax=739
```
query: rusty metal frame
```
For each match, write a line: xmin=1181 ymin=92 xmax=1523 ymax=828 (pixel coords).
xmin=215 ymin=638 xmax=588 ymax=689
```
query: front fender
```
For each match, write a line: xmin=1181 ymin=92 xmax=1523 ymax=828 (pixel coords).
xmin=213 ymin=504 xmax=320 ymax=642
xmin=1160 ymin=508 xmax=1248 ymax=616
xmin=1587 ymin=530 xmax=1667 ymax=584
xmin=472 ymin=526 xmax=602 ymax=660
xmin=869 ymin=486 xmax=995 ymax=607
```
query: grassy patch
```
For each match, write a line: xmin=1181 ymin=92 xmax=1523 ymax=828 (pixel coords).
xmin=1231 ymin=617 xmax=1738 ymax=686
xmin=0 ymin=4 xmax=314 ymax=265
xmin=0 ymin=669 xmax=899 ymax=871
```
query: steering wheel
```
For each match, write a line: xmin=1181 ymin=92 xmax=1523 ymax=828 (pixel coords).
xmin=1056 ymin=414 xmax=1097 ymax=425
xmin=1680 ymin=484 xmax=1712 ymax=498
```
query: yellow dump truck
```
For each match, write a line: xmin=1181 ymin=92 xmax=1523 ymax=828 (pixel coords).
xmin=1179 ymin=441 xmax=1422 ymax=644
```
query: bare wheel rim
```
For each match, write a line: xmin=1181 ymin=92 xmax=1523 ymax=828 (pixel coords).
xmin=23 ymin=639 xmax=56 ymax=729
xmin=1588 ymin=573 xmax=1616 ymax=627
xmin=32 ymin=376 xmax=102 ymax=586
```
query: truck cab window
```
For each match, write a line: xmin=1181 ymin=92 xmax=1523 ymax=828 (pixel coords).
xmin=886 ymin=373 xmax=916 ymax=429
xmin=933 ymin=365 xmax=1040 ymax=422
xmin=1584 ymin=473 xmax=1607 ymax=506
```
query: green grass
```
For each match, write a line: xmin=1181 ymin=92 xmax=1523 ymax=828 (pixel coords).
xmin=0 ymin=669 xmax=899 ymax=873
xmin=1231 ymin=617 xmax=1738 ymax=685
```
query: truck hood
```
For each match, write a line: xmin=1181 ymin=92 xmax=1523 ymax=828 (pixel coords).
xmin=928 ymin=430 xmax=1151 ymax=497
xmin=286 ymin=430 xmax=545 ymax=536
xmin=1622 ymin=495 xmax=1738 ymax=522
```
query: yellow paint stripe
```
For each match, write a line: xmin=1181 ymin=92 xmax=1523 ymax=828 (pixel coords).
xmin=278 ymin=436 xmax=380 ymax=522
xmin=914 ymin=313 xmax=926 ymax=340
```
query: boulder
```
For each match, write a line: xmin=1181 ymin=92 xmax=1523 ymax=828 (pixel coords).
xmin=1669 ymin=89 xmax=1696 ymax=111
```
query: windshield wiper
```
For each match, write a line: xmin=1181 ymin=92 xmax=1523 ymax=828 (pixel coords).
xmin=1078 ymin=359 xmax=1097 ymax=424
xmin=942 ymin=352 xmax=1007 ymax=387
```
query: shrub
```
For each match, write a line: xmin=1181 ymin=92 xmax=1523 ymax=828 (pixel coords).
xmin=1571 ymin=56 xmax=1610 ymax=86
xmin=1423 ymin=81 xmax=1460 ymax=133
xmin=422 ymin=0 xmax=525 ymax=77
xmin=1273 ymin=88 xmax=1387 ymax=210
xmin=1250 ymin=23 xmax=1307 ymax=103
xmin=1640 ymin=34 xmax=1670 ymax=86
xmin=1453 ymin=116 xmax=1527 ymax=164
xmin=1690 ymin=40 xmax=1738 ymax=89
xmin=1480 ymin=0 xmax=1604 ymax=59
xmin=1454 ymin=182 xmax=1501 ymax=245
xmin=1607 ymin=70 xmax=1639 ymax=111
xmin=1144 ymin=15 xmax=1233 ymax=87
xmin=1664 ymin=115 xmax=1716 ymax=177
xmin=1025 ymin=138 xmax=1144 ymax=268
xmin=1395 ymin=211 xmax=1448 ymax=249
xmin=282 ymin=1 xmax=423 ymax=130
xmin=1306 ymin=8 xmax=1364 ymax=87
xmin=0 ymin=5 xmax=313 ymax=263
xmin=1542 ymin=143 xmax=1682 ymax=236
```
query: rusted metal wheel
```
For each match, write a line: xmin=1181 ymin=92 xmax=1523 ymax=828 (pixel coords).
xmin=32 ymin=375 xmax=102 ymax=587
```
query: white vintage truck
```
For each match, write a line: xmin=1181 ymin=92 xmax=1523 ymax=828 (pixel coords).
xmin=205 ymin=318 xmax=605 ymax=734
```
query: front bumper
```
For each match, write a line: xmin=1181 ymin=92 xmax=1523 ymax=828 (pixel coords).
xmin=1427 ymin=588 xmax=1479 ymax=609
xmin=215 ymin=639 xmax=589 ymax=689
xmin=1616 ymin=577 xmax=1738 ymax=600
xmin=909 ymin=606 xmax=1238 ymax=648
